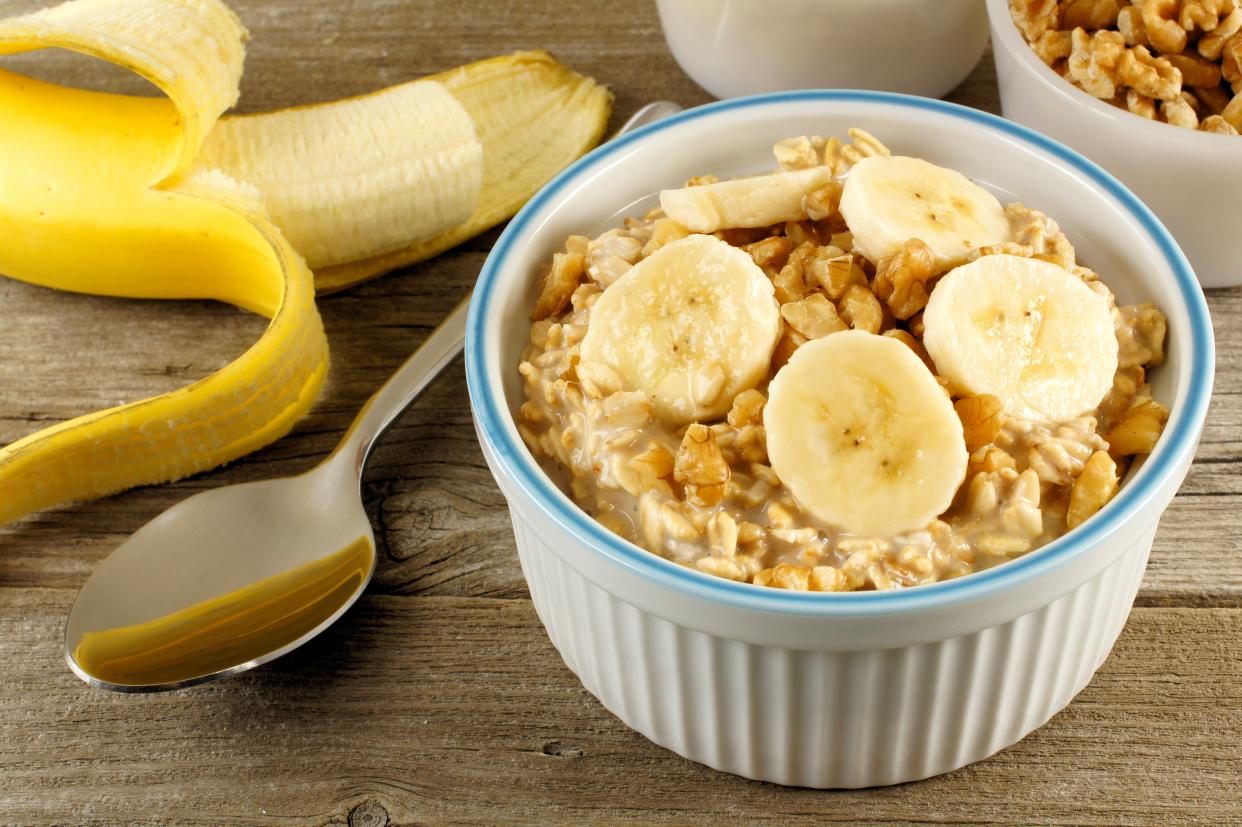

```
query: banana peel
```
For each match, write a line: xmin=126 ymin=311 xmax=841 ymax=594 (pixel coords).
xmin=0 ymin=0 xmax=611 ymax=527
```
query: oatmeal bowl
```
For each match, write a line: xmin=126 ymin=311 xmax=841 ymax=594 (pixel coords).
xmin=989 ymin=0 xmax=1242 ymax=286
xmin=464 ymin=92 xmax=1213 ymax=788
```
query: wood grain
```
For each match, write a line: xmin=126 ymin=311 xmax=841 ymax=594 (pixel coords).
xmin=1 ymin=590 xmax=1239 ymax=826
xmin=0 ymin=0 xmax=1239 ymax=823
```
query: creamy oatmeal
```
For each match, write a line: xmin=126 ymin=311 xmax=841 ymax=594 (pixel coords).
xmin=517 ymin=128 xmax=1169 ymax=592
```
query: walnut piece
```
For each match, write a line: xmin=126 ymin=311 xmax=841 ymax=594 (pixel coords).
xmin=781 ymin=293 xmax=848 ymax=340
xmin=955 ymin=394 xmax=1005 ymax=452
xmin=1069 ymin=27 xmax=1127 ymax=98
xmin=1105 ymin=397 xmax=1169 ymax=455
xmin=837 ymin=284 xmax=885 ymax=334
xmin=530 ymin=252 xmax=585 ymax=321
xmin=1067 ymin=450 xmax=1120 ymax=528
xmin=1119 ymin=44 xmax=1184 ymax=99
xmin=874 ymin=238 xmax=936 ymax=320
xmin=1142 ymin=0 xmax=1188 ymax=55
xmin=674 ymin=424 xmax=730 ymax=507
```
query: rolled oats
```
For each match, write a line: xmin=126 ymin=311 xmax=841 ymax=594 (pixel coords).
xmin=519 ymin=129 xmax=1170 ymax=593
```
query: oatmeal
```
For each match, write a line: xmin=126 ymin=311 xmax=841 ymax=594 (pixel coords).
xmin=1010 ymin=0 xmax=1242 ymax=135
xmin=517 ymin=129 xmax=1169 ymax=592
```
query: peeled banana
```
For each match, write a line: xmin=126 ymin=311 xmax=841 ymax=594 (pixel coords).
xmin=580 ymin=234 xmax=782 ymax=424
xmin=660 ymin=167 xmax=834 ymax=234
xmin=840 ymin=155 xmax=1011 ymax=269
xmin=764 ymin=331 xmax=968 ymax=537
xmin=0 ymin=0 xmax=610 ymax=526
xmin=922 ymin=254 xmax=1119 ymax=422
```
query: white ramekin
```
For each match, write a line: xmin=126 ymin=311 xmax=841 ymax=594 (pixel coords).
xmin=986 ymin=0 xmax=1242 ymax=288
xmin=465 ymin=92 xmax=1214 ymax=788
xmin=656 ymin=0 xmax=989 ymax=100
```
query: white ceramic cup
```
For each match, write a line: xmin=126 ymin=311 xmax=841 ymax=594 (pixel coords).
xmin=466 ymin=92 xmax=1214 ymax=787
xmin=987 ymin=0 xmax=1242 ymax=288
xmin=657 ymin=0 xmax=990 ymax=99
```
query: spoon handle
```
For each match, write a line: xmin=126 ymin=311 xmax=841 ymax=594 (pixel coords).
xmin=335 ymin=295 xmax=470 ymax=475
xmin=332 ymin=100 xmax=683 ymax=476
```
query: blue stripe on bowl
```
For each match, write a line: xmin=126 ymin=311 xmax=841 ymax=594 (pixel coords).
xmin=465 ymin=90 xmax=1215 ymax=617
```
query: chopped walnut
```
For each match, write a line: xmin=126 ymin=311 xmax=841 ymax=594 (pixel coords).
xmin=744 ymin=235 xmax=792 ymax=274
xmin=802 ymin=181 xmax=843 ymax=221
xmin=1166 ymin=52 xmax=1224 ymax=87
xmin=1011 ymin=0 xmax=1063 ymax=41
xmin=1201 ymin=112 xmax=1241 ymax=130
xmin=1105 ymin=396 xmax=1169 ymax=455
xmin=1067 ymin=450 xmax=1120 ymax=528
xmin=1142 ymin=0 xmax=1188 ymax=56
xmin=955 ymin=395 xmax=1005 ymax=452
xmin=1181 ymin=0 xmax=1238 ymax=33
xmin=727 ymin=389 xmax=766 ymax=428
xmin=1033 ymin=29 xmax=1075 ymax=63
xmin=837 ymin=284 xmax=885 ymax=334
xmin=1161 ymin=94 xmax=1201 ymax=126
xmin=772 ymin=258 xmax=810 ymax=304
xmin=1062 ymin=0 xmax=1121 ymax=30
xmin=809 ymin=251 xmax=868 ymax=300
xmin=1118 ymin=4 xmax=1150 ymax=45
xmin=1224 ymin=88 xmax=1242 ymax=128
xmin=781 ymin=293 xmax=848 ymax=339
xmin=1199 ymin=8 xmax=1242 ymax=59
xmin=1127 ymin=87 xmax=1159 ymax=117
xmin=1069 ymin=27 xmax=1127 ymax=98
xmin=771 ymin=327 xmax=808 ymax=369
xmin=674 ymin=424 xmax=730 ymax=507
xmin=874 ymin=238 xmax=936 ymax=320
xmin=531 ymin=252 xmax=585 ymax=321
xmin=1119 ymin=44 xmax=1184 ymax=98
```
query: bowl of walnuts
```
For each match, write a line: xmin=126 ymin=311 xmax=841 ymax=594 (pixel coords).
xmin=989 ymin=0 xmax=1242 ymax=286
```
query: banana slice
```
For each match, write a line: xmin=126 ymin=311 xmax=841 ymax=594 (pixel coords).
xmin=764 ymin=331 xmax=968 ymax=536
xmin=659 ymin=167 xmax=833 ymax=234
xmin=579 ymin=234 xmax=781 ymax=424
xmin=839 ymin=155 xmax=1010 ymax=269
xmin=922 ymin=254 xmax=1118 ymax=422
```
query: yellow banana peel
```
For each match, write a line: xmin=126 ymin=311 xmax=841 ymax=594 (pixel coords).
xmin=0 ymin=0 xmax=611 ymax=527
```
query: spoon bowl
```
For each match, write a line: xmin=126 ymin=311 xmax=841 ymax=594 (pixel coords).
xmin=66 ymin=457 xmax=375 ymax=690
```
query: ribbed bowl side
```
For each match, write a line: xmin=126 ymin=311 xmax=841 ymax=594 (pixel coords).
xmin=512 ymin=511 xmax=1153 ymax=788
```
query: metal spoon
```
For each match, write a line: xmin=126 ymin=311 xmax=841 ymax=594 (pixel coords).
xmin=64 ymin=101 xmax=682 ymax=691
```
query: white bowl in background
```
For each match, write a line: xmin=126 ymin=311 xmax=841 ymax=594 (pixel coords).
xmin=465 ymin=92 xmax=1214 ymax=788
xmin=657 ymin=0 xmax=989 ymax=100
xmin=987 ymin=0 xmax=1242 ymax=288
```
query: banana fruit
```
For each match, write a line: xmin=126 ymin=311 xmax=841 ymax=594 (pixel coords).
xmin=579 ymin=234 xmax=781 ymax=424
xmin=922 ymin=254 xmax=1119 ymax=422
xmin=0 ymin=0 xmax=609 ymax=527
xmin=840 ymin=155 xmax=1011 ymax=269
xmin=313 ymin=51 xmax=612 ymax=293
xmin=764 ymin=331 xmax=968 ymax=536
xmin=659 ymin=167 xmax=834 ymax=234
xmin=195 ymin=80 xmax=485 ymax=271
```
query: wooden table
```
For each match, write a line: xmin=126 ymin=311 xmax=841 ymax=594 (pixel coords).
xmin=1 ymin=1 xmax=1239 ymax=824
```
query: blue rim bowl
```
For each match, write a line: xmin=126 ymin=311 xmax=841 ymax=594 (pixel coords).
xmin=465 ymin=90 xmax=1214 ymax=619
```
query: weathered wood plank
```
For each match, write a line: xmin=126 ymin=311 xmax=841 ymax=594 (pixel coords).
xmin=0 ymin=590 xmax=1238 ymax=826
